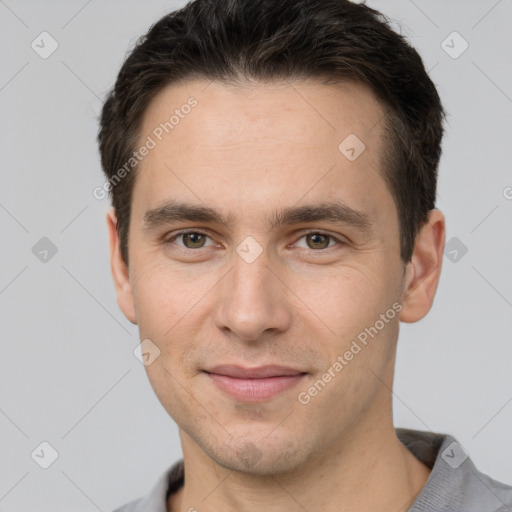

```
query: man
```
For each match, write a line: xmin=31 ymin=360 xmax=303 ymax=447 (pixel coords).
xmin=97 ymin=1 xmax=512 ymax=511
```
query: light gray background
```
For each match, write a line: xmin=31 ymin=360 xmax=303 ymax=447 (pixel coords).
xmin=0 ymin=0 xmax=511 ymax=510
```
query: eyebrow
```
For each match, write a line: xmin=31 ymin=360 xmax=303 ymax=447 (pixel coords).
xmin=143 ymin=200 xmax=372 ymax=232
xmin=269 ymin=202 xmax=371 ymax=231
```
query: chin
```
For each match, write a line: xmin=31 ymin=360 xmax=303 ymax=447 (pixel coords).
xmin=203 ymin=433 xmax=312 ymax=476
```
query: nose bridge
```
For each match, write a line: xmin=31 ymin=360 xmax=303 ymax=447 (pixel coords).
xmin=231 ymin=251 xmax=271 ymax=302
xmin=214 ymin=247 xmax=291 ymax=340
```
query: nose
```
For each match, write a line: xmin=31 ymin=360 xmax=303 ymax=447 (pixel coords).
xmin=213 ymin=250 xmax=292 ymax=342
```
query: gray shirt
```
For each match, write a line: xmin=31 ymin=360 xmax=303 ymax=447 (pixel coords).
xmin=113 ymin=428 xmax=512 ymax=512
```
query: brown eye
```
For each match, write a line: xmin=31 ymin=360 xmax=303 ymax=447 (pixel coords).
xmin=305 ymin=233 xmax=331 ymax=249
xmin=181 ymin=232 xmax=207 ymax=248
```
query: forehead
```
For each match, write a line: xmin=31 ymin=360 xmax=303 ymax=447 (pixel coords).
xmin=133 ymin=78 xmax=392 ymax=224
xmin=140 ymin=77 xmax=385 ymax=153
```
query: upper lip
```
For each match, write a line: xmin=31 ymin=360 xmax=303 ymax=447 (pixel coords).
xmin=204 ymin=364 xmax=306 ymax=379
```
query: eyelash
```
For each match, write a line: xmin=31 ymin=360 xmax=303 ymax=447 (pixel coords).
xmin=164 ymin=229 xmax=345 ymax=251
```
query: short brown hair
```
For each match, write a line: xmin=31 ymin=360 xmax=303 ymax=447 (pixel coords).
xmin=98 ymin=0 xmax=445 ymax=264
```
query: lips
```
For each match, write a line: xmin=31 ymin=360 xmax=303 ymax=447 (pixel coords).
xmin=203 ymin=364 xmax=307 ymax=402
xmin=205 ymin=364 xmax=305 ymax=379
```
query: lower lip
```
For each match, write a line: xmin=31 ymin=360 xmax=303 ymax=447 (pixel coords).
xmin=206 ymin=373 xmax=306 ymax=402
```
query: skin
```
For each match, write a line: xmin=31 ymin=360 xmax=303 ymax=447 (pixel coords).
xmin=107 ymin=78 xmax=445 ymax=512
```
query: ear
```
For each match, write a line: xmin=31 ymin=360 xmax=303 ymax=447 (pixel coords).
xmin=399 ymin=209 xmax=445 ymax=323
xmin=106 ymin=207 xmax=137 ymax=324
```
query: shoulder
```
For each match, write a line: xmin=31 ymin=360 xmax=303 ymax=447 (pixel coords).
xmin=397 ymin=428 xmax=512 ymax=512
xmin=111 ymin=460 xmax=184 ymax=512
xmin=438 ymin=430 xmax=512 ymax=508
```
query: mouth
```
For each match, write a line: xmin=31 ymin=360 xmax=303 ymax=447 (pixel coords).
xmin=203 ymin=364 xmax=308 ymax=402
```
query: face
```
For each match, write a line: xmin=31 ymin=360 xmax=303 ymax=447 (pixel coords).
xmin=109 ymin=78 xmax=434 ymax=475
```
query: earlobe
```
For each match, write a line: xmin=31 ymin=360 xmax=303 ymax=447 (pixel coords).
xmin=399 ymin=209 xmax=445 ymax=323
xmin=106 ymin=208 xmax=137 ymax=324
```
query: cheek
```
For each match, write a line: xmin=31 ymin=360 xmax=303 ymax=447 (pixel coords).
xmin=130 ymin=259 xmax=200 ymax=332
xmin=293 ymin=265 xmax=400 ymax=340
xmin=130 ymin=262 xmax=215 ymax=371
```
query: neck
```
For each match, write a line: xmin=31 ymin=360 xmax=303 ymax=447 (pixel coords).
xmin=168 ymin=403 xmax=431 ymax=512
